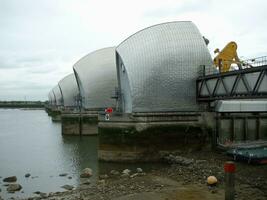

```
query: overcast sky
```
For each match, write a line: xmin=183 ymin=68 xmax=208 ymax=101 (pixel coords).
xmin=0 ymin=0 xmax=267 ymax=101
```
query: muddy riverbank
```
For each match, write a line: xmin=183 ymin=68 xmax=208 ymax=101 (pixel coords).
xmin=1 ymin=110 xmax=266 ymax=200
xmin=2 ymin=150 xmax=265 ymax=200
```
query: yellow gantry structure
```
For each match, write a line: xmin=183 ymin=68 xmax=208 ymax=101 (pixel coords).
xmin=213 ymin=41 xmax=241 ymax=72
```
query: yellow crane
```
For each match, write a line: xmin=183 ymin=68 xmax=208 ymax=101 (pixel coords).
xmin=213 ymin=41 xmax=241 ymax=72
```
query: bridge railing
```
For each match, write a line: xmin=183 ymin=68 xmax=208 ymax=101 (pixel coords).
xmin=243 ymin=56 xmax=267 ymax=68
xmin=199 ymin=56 xmax=267 ymax=77
xmin=196 ymin=59 xmax=267 ymax=102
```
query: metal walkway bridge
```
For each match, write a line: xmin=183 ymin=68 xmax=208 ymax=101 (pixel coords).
xmin=197 ymin=56 xmax=267 ymax=102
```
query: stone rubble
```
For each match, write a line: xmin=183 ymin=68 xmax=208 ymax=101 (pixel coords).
xmin=80 ymin=168 xmax=93 ymax=178
xmin=25 ymin=173 xmax=31 ymax=178
xmin=136 ymin=168 xmax=143 ymax=173
xmin=99 ymin=174 xmax=109 ymax=179
xmin=59 ymin=173 xmax=68 ymax=177
xmin=7 ymin=183 xmax=22 ymax=192
xmin=3 ymin=176 xmax=17 ymax=182
xmin=163 ymin=154 xmax=194 ymax=166
xmin=2 ymin=151 xmax=267 ymax=200
xmin=110 ymin=170 xmax=120 ymax=176
xmin=61 ymin=185 xmax=74 ymax=191
xmin=122 ymin=169 xmax=131 ymax=175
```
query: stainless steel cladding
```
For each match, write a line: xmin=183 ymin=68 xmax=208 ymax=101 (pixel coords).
xmin=52 ymin=85 xmax=63 ymax=106
xmin=52 ymin=89 xmax=57 ymax=106
xmin=116 ymin=21 xmax=213 ymax=113
xmin=73 ymin=47 xmax=117 ymax=110
xmin=48 ymin=91 xmax=54 ymax=105
xmin=58 ymin=74 xmax=79 ymax=108
xmin=51 ymin=90 xmax=56 ymax=105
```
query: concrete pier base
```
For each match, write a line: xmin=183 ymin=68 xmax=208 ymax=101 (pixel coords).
xmin=216 ymin=113 xmax=267 ymax=148
xmin=45 ymin=106 xmax=58 ymax=117
xmin=98 ymin=112 xmax=212 ymax=162
xmin=45 ymin=106 xmax=52 ymax=116
xmin=61 ymin=113 xmax=80 ymax=135
xmin=81 ymin=113 xmax=98 ymax=135
xmin=61 ymin=111 xmax=98 ymax=135
xmin=50 ymin=109 xmax=61 ymax=122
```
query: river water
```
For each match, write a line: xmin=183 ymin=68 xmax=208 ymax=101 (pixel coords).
xmin=0 ymin=109 xmax=162 ymax=199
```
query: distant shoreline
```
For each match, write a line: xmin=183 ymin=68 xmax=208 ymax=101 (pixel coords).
xmin=0 ymin=101 xmax=45 ymax=108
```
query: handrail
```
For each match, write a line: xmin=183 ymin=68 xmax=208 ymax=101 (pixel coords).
xmin=200 ymin=56 xmax=267 ymax=76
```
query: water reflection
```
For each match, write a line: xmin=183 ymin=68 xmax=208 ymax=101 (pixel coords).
xmin=60 ymin=136 xmax=99 ymax=180
xmin=0 ymin=109 xmax=98 ymax=199
xmin=0 ymin=109 xmax=165 ymax=199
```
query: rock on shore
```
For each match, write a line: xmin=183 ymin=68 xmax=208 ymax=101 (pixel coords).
xmin=122 ymin=169 xmax=131 ymax=175
xmin=99 ymin=174 xmax=109 ymax=179
xmin=3 ymin=176 xmax=17 ymax=182
xmin=163 ymin=154 xmax=194 ymax=166
xmin=9 ymin=151 xmax=267 ymax=200
xmin=80 ymin=168 xmax=93 ymax=178
xmin=59 ymin=173 xmax=68 ymax=177
xmin=136 ymin=168 xmax=143 ymax=173
xmin=110 ymin=170 xmax=120 ymax=176
xmin=61 ymin=185 xmax=74 ymax=191
xmin=7 ymin=183 xmax=22 ymax=192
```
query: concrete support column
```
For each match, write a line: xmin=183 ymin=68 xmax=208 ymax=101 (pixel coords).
xmin=98 ymin=112 xmax=211 ymax=162
xmin=61 ymin=112 xmax=98 ymax=135
xmin=51 ymin=109 xmax=61 ymax=122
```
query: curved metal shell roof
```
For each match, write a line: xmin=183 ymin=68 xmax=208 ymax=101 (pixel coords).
xmin=73 ymin=47 xmax=117 ymax=110
xmin=52 ymin=85 xmax=63 ymax=106
xmin=58 ymin=74 xmax=79 ymax=107
xmin=48 ymin=90 xmax=56 ymax=105
xmin=48 ymin=91 xmax=54 ymax=105
xmin=48 ymin=91 xmax=51 ymax=103
xmin=51 ymin=90 xmax=56 ymax=105
xmin=116 ymin=21 xmax=213 ymax=113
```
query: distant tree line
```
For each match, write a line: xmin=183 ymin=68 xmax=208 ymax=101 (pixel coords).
xmin=0 ymin=101 xmax=46 ymax=108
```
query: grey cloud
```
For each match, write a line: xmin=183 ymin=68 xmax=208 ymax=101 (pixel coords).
xmin=0 ymin=0 xmax=267 ymax=101
xmin=0 ymin=0 xmax=62 ymax=21
xmin=0 ymin=57 xmax=44 ymax=69
xmin=144 ymin=0 xmax=212 ymax=18
xmin=0 ymin=60 xmax=16 ymax=69
xmin=26 ymin=67 xmax=56 ymax=74
xmin=0 ymin=51 xmax=73 ymax=71
xmin=0 ymin=84 xmax=50 ymax=90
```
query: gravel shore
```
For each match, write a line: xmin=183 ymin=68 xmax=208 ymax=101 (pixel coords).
xmin=6 ymin=150 xmax=262 ymax=200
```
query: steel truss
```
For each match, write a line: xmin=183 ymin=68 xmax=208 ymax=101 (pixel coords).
xmin=197 ymin=65 xmax=267 ymax=101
